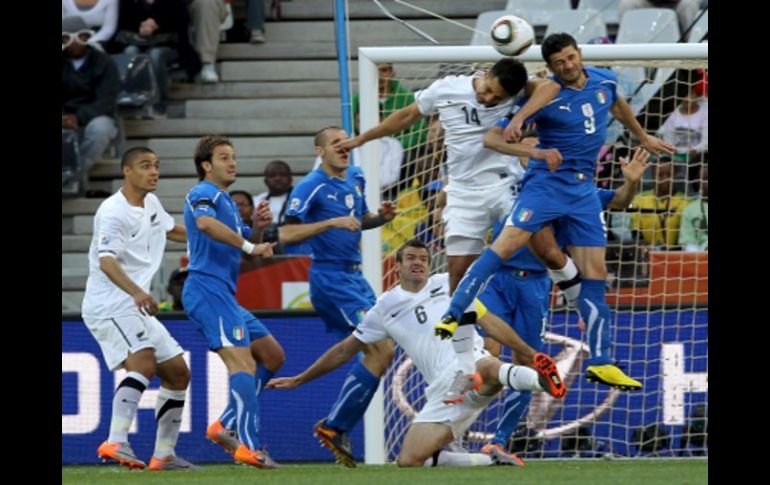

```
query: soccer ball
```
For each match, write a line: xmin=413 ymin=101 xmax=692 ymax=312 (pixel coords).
xmin=490 ymin=15 xmax=534 ymax=57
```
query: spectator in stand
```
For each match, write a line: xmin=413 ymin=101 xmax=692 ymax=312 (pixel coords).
xmin=679 ymin=166 xmax=708 ymax=251
xmin=189 ymin=0 xmax=229 ymax=83
xmin=628 ymin=160 xmax=690 ymax=248
xmin=62 ymin=0 xmax=119 ymax=50
xmin=618 ymin=0 xmax=702 ymax=35
xmin=112 ymin=0 xmax=202 ymax=117
xmin=230 ymin=189 xmax=256 ymax=227
xmin=254 ymin=160 xmax=310 ymax=255
xmin=247 ymin=0 xmax=267 ymax=43
xmin=656 ymin=82 xmax=708 ymax=189
xmin=352 ymin=63 xmax=429 ymax=151
xmin=62 ymin=15 xmax=120 ymax=192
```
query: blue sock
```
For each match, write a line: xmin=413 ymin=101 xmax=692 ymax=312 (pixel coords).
xmin=219 ymin=400 xmax=237 ymax=430
xmin=255 ymin=366 xmax=274 ymax=398
xmin=230 ymin=372 xmax=262 ymax=450
xmin=326 ymin=361 xmax=380 ymax=432
xmin=491 ymin=390 xmax=532 ymax=446
xmin=220 ymin=367 xmax=274 ymax=431
xmin=579 ymin=279 xmax=613 ymax=366
xmin=447 ymin=249 xmax=503 ymax=320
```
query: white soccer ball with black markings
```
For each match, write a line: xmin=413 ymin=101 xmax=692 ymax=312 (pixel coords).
xmin=490 ymin=14 xmax=535 ymax=57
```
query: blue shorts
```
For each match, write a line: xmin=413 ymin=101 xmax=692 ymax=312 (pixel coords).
xmin=309 ymin=262 xmax=376 ymax=336
xmin=507 ymin=170 xmax=606 ymax=247
xmin=183 ymin=273 xmax=270 ymax=350
xmin=478 ymin=268 xmax=551 ymax=352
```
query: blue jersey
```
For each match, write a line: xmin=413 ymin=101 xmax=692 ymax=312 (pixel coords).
xmin=505 ymin=66 xmax=619 ymax=176
xmin=284 ymin=166 xmax=369 ymax=264
xmin=184 ymin=180 xmax=251 ymax=293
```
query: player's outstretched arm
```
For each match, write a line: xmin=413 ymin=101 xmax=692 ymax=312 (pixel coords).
xmin=167 ymin=224 xmax=187 ymax=243
xmin=196 ymin=215 xmax=274 ymax=257
xmin=99 ymin=256 xmax=159 ymax=316
xmin=267 ymin=335 xmax=368 ymax=389
xmin=484 ymin=126 xmax=563 ymax=171
xmin=611 ymin=97 xmax=675 ymax=156
xmin=336 ymin=103 xmax=424 ymax=152
xmin=362 ymin=201 xmax=397 ymax=230
xmin=477 ymin=306 xmax=536 ymax=364
xmin=280 ymin=215 xmax=361 ymax=244
xmin=608 ymin=148 xmax=651 ymax=209
xmin=505 ymin=79 xmax=560 ymax=142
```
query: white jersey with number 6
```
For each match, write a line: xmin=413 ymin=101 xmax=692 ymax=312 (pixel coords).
xmin=353 ymin=273 xmax=485 ymax=385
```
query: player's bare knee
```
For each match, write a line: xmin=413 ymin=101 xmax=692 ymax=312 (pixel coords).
xmin=476 ymin=357 xmax=500 ymax=383
xmin=396 ymin=453 xmax=424 ymax=467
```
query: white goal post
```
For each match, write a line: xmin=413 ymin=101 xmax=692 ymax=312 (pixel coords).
xmin=359 ymin=43 xmax=708 ymax=465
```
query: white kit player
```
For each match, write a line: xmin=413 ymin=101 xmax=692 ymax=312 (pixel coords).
xmin=268 ymin=239 xmax=564 ymax=467
xmin=81 ymin=147 xmax=198 ymax=471
xmin=336 ymin=58 xmax=559 ymax=292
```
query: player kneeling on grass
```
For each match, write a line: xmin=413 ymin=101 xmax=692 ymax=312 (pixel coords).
xmin=268 ymin=239 xmax=565 ymax=467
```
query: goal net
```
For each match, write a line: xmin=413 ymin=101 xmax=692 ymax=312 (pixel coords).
xmin=357 ymin=44 xmax=708 ymax=462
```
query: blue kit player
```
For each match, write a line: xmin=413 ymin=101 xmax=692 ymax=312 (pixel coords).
xmin=182 ymin=135 xmax=284 ymax=469
xmin=435 ymin=33 xmax=673 ymax=392
xmin=478 ymin=144 xmax=651 ymax=460
xmin=279 ymin=126 xmax=397 ymax=467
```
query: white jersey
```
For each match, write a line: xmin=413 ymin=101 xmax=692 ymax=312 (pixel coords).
xmin=82 ymin=190 xmax=175 ymax=319
xmin=415 ymin=74 xmax=516 ymax=188
xmin=354 ymin=273 xmax=484 ymax=385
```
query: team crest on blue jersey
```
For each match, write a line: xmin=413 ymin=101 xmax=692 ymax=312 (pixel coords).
xmin=575 ymin=172 xmax=587 ymax=181
xmin=345 ymin=193 xmax=354 ymax=209
xmin=517 ymin=208 xmax=533 ymax=222
xmin=232 ymin=326 xmax=245 ymax=340
xmin=596 ymin=90 xmax=607 ymax=104
xmin=290 ymin=198 xmax=300 ymax=209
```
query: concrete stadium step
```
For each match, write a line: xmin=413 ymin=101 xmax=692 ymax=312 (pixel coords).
xmin=220 ymin=59 xmax=445 ymax=83
xmin=276 ymin=0 xmax=505 ymax=20
xmin=214 ymin=35 xmax=487 ymax=61
xmin=169 ymin=80 xmax=342 ymax=100
xmin=89 ymin=157 xmax=315 ymax=179
xmin=62 ymin=234 xmax=187 ymax=252
xmin=124 ymin=117 xmax=340 ymax=137
xmin=126 ymin=137 xmax=315 ymax=158
xmin=63 ymin=252 xmax=186 ymax=272
xmin=62 ymin=290 xmax=84 ymax=311
xmin=71 ymin=213 xmax=185 ymax=235
xmin=253 ymin=19 xmax=474 ymax=43
xmin=184 ymin=98 xmax=340 ymax=119
xmin=108 ymin=177 xmax=275 ymax=199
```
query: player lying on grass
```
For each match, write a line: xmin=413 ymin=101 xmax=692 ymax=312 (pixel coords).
xmin=267 ymin=239 xmax=564 ymax=467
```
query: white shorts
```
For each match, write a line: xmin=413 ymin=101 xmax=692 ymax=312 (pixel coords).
xmin=413 ymin=351 xmax=496 ymax=439
xmin=83 ymin=313 xmax=184 ymax=371
xmin=443 ymin=182 xmax=516 ymax=256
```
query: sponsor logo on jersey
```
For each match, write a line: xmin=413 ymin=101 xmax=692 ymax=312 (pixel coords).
xmin=596 ymin=90 xmax=607 ymax=104
xmin=327 ymin=192 xmax=338 ymax=201
xmin=232 ymin=326 xmax=245 ymax=340
xmin=558 ymin=103 xmax=571 ymax=112
xmin=517 ymin=208 xmax=533 ymax=222
xmin=575 ymin=172 xmax=587 ymax=181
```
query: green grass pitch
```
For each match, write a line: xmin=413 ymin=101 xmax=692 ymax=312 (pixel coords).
xmin=63 ymin=459 xmax=707 ymax=484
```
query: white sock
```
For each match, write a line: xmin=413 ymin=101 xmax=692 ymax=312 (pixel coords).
xmin=424 ymin=450 xmax=493 ymax=467
xmin=153 ymin=387 xmax=187 ymax=459
xmin=108 ymin=371 xmax=149 ymax=443
xmin=452 ymin=324 xmax=477 ymax=375
xmin=498 ymin=363 xmax=543 ymax=392
xmin=548 ymin=257 xmax=581 ymax=306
